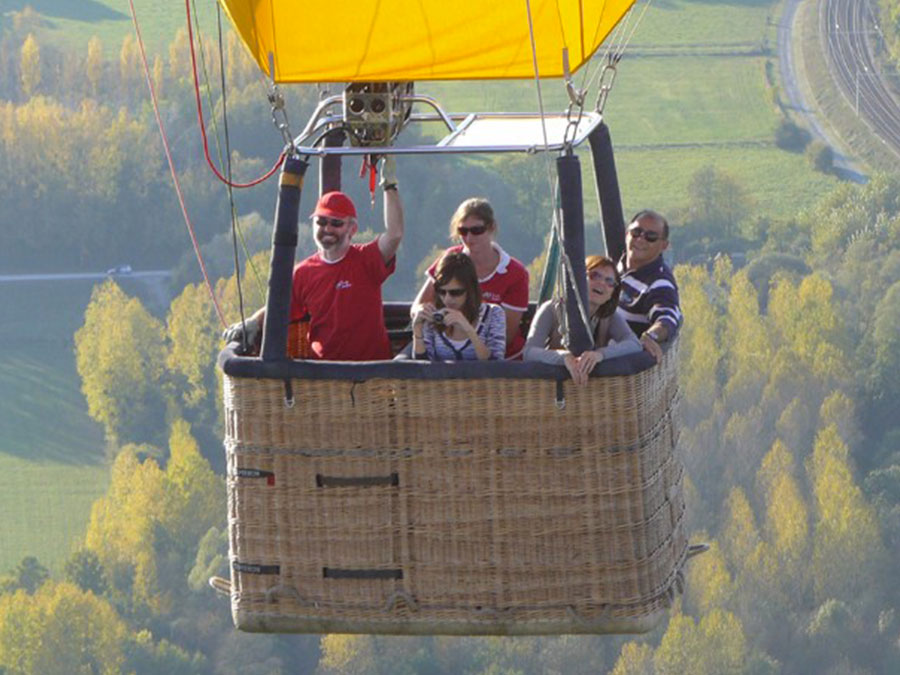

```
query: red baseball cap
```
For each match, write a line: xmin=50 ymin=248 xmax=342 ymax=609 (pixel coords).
xmin=312 ymin=191 xmax=357 ymax=220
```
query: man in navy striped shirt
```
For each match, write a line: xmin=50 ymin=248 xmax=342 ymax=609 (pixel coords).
xmin=617 ymin=210 xmax=682 ymax=362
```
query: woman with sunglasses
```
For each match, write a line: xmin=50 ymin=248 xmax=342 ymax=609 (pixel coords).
xmin=411 ymin=198 xmax=529 ymax=359
xmin=412 ymin=252 xmax=506 ymax=361
xmin=523 ymin=255 xmax=641 ymax=384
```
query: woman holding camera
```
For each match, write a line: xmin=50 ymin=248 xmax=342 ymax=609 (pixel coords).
xmin=412 ymin=252 xmax=506 ymax=361
xmin=523 ymin=255 xmax=641 ymax=384
xmin=411 ymin=198 xmax=529 ymax=358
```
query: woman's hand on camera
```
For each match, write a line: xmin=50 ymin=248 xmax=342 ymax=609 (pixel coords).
xmin=441 ymin=308 xmax=472 ymax=333
xmin=413 ymin=303 xmax=436 ymax=326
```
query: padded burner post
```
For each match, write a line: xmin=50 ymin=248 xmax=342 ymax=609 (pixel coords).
xmin=557 ymin=153 xmax=592 ymax=356
xmin=588 ymin=121 xmax=626 ymax=261
xmin=261 ymin=157 xmax=308 ymax=361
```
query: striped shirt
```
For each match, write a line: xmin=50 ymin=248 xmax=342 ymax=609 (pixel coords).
xmin=617 ymin=255 xmax=682 ymax=338
xmin=421 ymin=304 xmax=506 ymax=361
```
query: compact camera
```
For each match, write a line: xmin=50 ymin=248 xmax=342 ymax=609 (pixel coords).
xmin=432 ymin=310 xmax=445 ymax=324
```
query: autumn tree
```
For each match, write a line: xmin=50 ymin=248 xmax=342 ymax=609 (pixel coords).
xmin=686 ymin=539 xmax=733 ymax=615
xmin=118 ymin=34 xmax=142 ymax=101
xmin=611 ymin=642 xmax=655 ymax=675
xmin=721 ymin=487 xmax=760 ymax=576
xmin=160 ymin=419 xmax=223 ymax=555
xmin=868 ymin=281 xmax=900 ymax=421
xmin=167 ymin=282 xmax=220 ymax=410
xmin=760 ymin=441 xmax=810 ymax=595
xmin=85 ymin=36 xmax=103 ymax=97
xmin=19 ymin=33 xmax=40 ymax=97
xmin=85 ymin=445 xmax=168 ymax=612
xmin=654 ymin=609 xmax=749 ymax=675
xmin=809 ymin=425 xmax=886 ymax=603
xmin=676 ymin=264 xmax=722 ymax=422
xmin=0 ymin=582 xmax=127 ymax=675
xmin=84 ymin=420 xmax=222 ymax=613
xmin=75 ymin=281 xmax=167 ymax=445
xmin=774 ymin=397 xmax=815 ymax=457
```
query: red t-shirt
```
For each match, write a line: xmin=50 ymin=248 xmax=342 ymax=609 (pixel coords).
xmin=291 ymin=239 xmax=395 ymax=360
xmin=427 ymin=244 xmax=529 ymax=358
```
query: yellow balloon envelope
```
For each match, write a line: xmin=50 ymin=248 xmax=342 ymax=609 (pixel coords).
xmin=218 ymin=0 xmax=636 ymax=83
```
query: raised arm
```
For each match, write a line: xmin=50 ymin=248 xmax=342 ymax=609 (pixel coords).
xmin=377 ymin=157 xmax=403 ymax=264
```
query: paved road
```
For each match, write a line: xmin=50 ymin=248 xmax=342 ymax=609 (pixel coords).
xmin=777 ymin=0 xmax=863 ymax=180
xmin=0 ymin=271 xmax=170 ymax=283
xmin=823 ymin=0 xmax=900 ymax=159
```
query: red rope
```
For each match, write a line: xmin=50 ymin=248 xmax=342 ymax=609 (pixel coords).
xmin=184 ymin=0 xmax=285 ymax=188
xmin=127 ymin=0 xmax=228 ymax=327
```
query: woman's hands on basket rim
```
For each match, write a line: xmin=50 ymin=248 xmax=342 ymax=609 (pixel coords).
xmin=563 ymin=349 xmax=604 ymax=386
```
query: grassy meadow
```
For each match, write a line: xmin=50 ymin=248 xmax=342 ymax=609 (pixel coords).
xmin=0 ymin=260 xmax=177 ymax=573
xmin=0 ymin=280 xmax=117 ymax=575
xmin=0 ymin=0 xmax=843 ymax=574
xmin=423 ymin=0 xmax=839 ymax=221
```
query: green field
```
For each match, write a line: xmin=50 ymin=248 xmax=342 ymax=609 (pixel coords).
xmin=0 ymin=342 xmax=109 ymax=574
xmin=0 ymin=452 xmax=108 ymax=574
xmin=417 ymin=0 xmax=839 ymax=221
xmin=0 ymin=280 xmax=116 ymax=575
xmin=0 ymin=0 xmax=209 ymax=53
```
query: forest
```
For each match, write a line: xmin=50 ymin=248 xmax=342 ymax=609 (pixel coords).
xmin=880 ymin=0 xmax=900 ymax=67
xmin=1 ymin=3 xmax=900 ymax=674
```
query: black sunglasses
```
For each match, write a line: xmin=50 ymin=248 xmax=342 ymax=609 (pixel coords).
xmin=628 ymin=226 xmax=662 ymax=243
xmin=315 ymin=217 xmax=347 ymax=229
xmin=436 ymin=288 xmax=466 ymax=298
xmin=457 ymin=225 xmax=488 ymax=237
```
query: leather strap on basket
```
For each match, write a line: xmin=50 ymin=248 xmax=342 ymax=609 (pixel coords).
xmin=323 ymin=568 xmax=402 ymax=580
xmin=316 ymin=473 xmax=399 ymax=488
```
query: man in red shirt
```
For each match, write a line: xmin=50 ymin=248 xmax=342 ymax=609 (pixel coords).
xmin=225 ymin=159 xmax=404 ymax=360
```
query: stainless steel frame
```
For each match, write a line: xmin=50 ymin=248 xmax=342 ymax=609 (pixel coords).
xmin=292 ymin=94 xmax=603 ymax=156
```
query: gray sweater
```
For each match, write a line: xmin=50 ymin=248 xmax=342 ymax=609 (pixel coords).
xmin=523 ymin=299 xmax=642 ymax=365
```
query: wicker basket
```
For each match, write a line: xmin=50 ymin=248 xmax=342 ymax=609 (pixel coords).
xmin=219 ymin=346 xmax=686 ymax=634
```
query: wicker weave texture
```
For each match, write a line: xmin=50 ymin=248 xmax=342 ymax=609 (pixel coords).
xmin=223 ymin=351 xmax=686 ymax=634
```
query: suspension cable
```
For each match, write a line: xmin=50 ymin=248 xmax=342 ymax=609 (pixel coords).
xmin=194 ymin=0 xmax=265 ymax=295
xmin=524 ymin=0 xmax=594 ymax=344
xmin=127 ymin=0 xmax=227 ymax=327
xmin=582 ymin=0 xmax=654 ymax=112
xmin=215 ymin=4 xmax=249 ymax=350
xmin=184 ymin=0 xmax=285 ymax=188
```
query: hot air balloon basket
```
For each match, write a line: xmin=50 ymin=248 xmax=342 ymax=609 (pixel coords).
xmin=219 ymin=345 xmax=686 ymax=634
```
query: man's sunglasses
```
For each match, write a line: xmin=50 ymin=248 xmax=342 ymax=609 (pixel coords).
xmin=436 ymin=288 xmax=466 ymax=298
xmin=315 ymin=217 xmax=347 ymax=229
xmin=588 ymin=270 xmax=618 ymax=286
xmin=457 ymin=225 xmax=489 ymax=237
xmin=627 ymin=226 xmax=662 ymax=243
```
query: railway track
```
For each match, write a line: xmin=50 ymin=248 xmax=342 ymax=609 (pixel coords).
xmin=823 ymin=0 xmax=900 ymax=159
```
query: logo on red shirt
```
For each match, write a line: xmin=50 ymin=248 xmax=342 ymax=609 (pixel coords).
xmin=335 ymin=280 xmax=351 ymax=290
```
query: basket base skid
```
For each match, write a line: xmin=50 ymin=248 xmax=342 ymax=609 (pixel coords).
xmin=234 ymin=611 xmax=665 ymax=635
